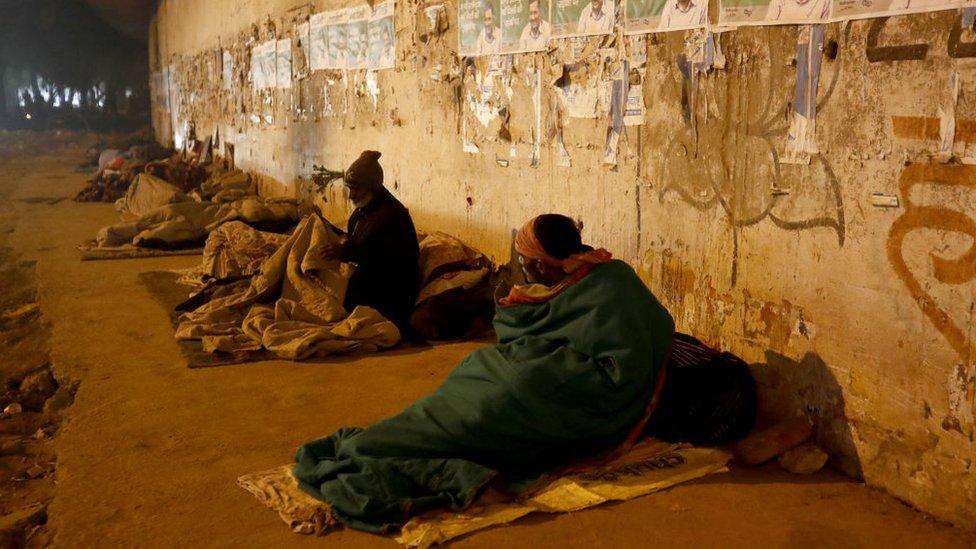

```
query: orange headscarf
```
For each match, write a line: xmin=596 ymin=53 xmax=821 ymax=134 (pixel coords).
xmin=500 ymin=216 xmax=612 ymax=306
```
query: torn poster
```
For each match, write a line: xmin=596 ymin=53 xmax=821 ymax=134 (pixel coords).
xmin=346 ymin=5 xmax=371 ymax=70
xmin=460 ymin=0 xmax=502 ymax=56
xmin=326 ymin=9 xmax=350 ymax=69
xmin=425 ymin=3 xmax=446 ymax=30
xmin=782 ymin=25 xmax=824 ymax=165
xmin=222 ymin=50 xmax=234 ymax=91
xmin=603 ymin=61 xmax=627 ymax=166
xmin=501 ymin=0 xmax=552 ymax=53
xmin=532 ymin=70 xmax=542 ymax=166
xmin=366 ymin=70 xmax=381 ymax=109
xmin=625 ymin=74 xmax=645 ymax=126
xmin=628 ymin=34 xmax=648 ymax=67
xmin=939 ymin=69 xmax=959 ymax=159
xmin=831 ymin=0 xmax=968 ymax=22
xmin=626 ymin=0 xmax=708 ymax=34
xmin=309 ymin=12 xmax=329 ymax=71
xmin=468 ymin=69 xmax=503 ymax=127
xmin=556 ymin=130 xmax=572 ymax=166
xmin=163 ymin=65 xmax=174 ymax=112
xmin=462 ymin=119 xmax=481 ymax=153
xmin=719 ymin=0 xmax=829 ymax=26
xmin=553 ymin=0 xmax=616 ymax=38
xmin=251 ymin=40 xmax=277 ymax=90
xmin=276 ymin=39 xmax=293 ymax=89
xmin=556 ymin=83 xmax=600 ymax=118
xmin=555 ymin=64 xmax=602 ymax=118
xmin=296 ymin=22 xmax=311 ymax=71
xmin=368 ymin=0 xmax=396 ymax=69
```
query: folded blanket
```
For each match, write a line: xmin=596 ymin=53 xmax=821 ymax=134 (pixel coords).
xmin=175 ymin=215 xmax=400 ymax=360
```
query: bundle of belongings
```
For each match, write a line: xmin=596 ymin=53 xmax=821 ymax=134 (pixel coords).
xmin=75 ymin=143 xmax=177 ymax=202
xmin=174 ymin=214 xmax=402 ymax=361
xmin=87 ymin=168 xmax=304 ymax=253
xmin=167 ymin=220 xmax=497 ymax=363
xmin=409 ymin=232 xmax=495 ymax=341
xmin=238 ymin=214 xmax=758 ymax=544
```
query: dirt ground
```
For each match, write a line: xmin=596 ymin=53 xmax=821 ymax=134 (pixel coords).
xmin=0 ymin=137 xmax=973 ymax=548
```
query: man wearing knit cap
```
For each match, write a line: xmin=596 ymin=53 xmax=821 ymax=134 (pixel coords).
xmin=322 ymin=150 xmax=420 ymax=333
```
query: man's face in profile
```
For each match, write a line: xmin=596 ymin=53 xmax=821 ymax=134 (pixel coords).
xmin=529 ymin=1 xmax=541 ymax=30
xmin=484 ymin=8 xmax=495 ymax=36
xmin=591 ymin=0 xmax=604 ymax=14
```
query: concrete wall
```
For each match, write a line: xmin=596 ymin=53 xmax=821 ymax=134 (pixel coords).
xmin=150 ymin=0 xmax=976 ymax=527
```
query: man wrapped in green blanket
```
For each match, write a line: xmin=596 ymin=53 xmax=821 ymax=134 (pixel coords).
xmin=294 ymin=214 xmax=675 ymax=532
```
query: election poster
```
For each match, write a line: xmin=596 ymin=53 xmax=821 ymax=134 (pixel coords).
xmin=368 ymin=0 xmax=396 ymax=69
xmin=309 ymin=12 xmax=330 ymax=71
xmin=346 ymin=5 xmax=371 ymax=70
xmin=460 ymin=0 xmax=502 ymax=56
xmin=326 ymin=9 xmax=350 ymax=69
xmin=719 ymin=0 xmax=829 ymax=25
xmin=626 ymin=0 xmax=708 ymax=34
xmin=501 ymin=0 xmax=552 ymax=53
xmin=552 ymin=0 xmax=615 ymax=38
xmin=831 ymin=0 xmax=969 ymax=22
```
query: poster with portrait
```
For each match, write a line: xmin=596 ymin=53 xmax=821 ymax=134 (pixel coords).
xmin=626 ymin=0 xmax=708 ymax=33
xmin=346 ymin=5 xmax=371 ymax=69
xmin=552 ymin=0 xmax=615 ymax=38
xmin=831 ymin=0 xmax=968 ymax=22
xmin=501 ymin=0 xmax=551 ymax=53
xmin=460 ymin=0 xmax=502 ymax=56
xmin=251 ymin=40 xmax=277 ymax=89
xmin=368 ymin=0 xmax=396 ymax=69
xmin=325 ymin=9 xmax=350 ymax=69
xmin=276 ymin=39 xmax=292 ymax=89
xmin=719 ymin=0 xmax=829 ymax=25
xmin=309 ymin=12 xmax=330 ymax=71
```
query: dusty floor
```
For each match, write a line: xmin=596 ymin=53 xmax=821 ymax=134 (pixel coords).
xmin=0 ymin=138 xmax=973 ymax=548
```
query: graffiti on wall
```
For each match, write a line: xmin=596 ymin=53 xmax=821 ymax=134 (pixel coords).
xmin=866 ymin=11 xmax=976 ymax=62
xmin=661 ymin=28 xmax=845 ymax=283
xmin=887 ymin=164 xmax=976 ymax=364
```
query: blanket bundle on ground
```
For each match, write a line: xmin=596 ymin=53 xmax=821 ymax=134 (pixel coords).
xmin=174 ymin=215 xmax=400 ymax=360
xmin=409 ymin=232 xmax=495 ymax=340
xmin=75 ymin=151 xmax=200 ymax=203
xmin=293 ymin=260 xmax=675 ymax=532
xmin=94 ymin=197 xmax=303 ymax=250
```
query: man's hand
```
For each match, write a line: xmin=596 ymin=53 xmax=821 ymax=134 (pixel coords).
xmin=320 ymin=242 xmax=346 ymax=261
xmin=493 ymin=280 xmax=512 ymax=303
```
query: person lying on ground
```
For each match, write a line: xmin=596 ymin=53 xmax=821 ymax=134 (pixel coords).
xmin=293 ymin=213 xmax=677 ymax=532
xmin=320 ymin=150 xmax=421 ymax=333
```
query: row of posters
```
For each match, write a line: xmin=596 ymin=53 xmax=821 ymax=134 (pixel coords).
xmin=250 ymin=39 xmax=293 ymax=90
xmin=460 ymin=0 xmax=973 ymax=55
xmin=308 ymin=1 xmax=395 ymax=71
xmin=722 ymin=0 xmax=972 ymax=26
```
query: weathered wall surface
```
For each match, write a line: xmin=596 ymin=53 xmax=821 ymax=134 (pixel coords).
xmin=151 ymin=0 xmax=976 ymax=527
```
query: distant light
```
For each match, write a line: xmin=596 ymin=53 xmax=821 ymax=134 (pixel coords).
xmin=125 ymin=88 xmax=133 ymax=98
xmin=25 ymin=114 xmax=32 ymax=120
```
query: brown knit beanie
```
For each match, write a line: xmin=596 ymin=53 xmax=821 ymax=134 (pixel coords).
xmin=344 ymin=150 xmax=384 ymax=188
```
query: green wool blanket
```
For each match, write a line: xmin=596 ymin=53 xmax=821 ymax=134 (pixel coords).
xmin=293 ymin=260 xmax=674 ymax=532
